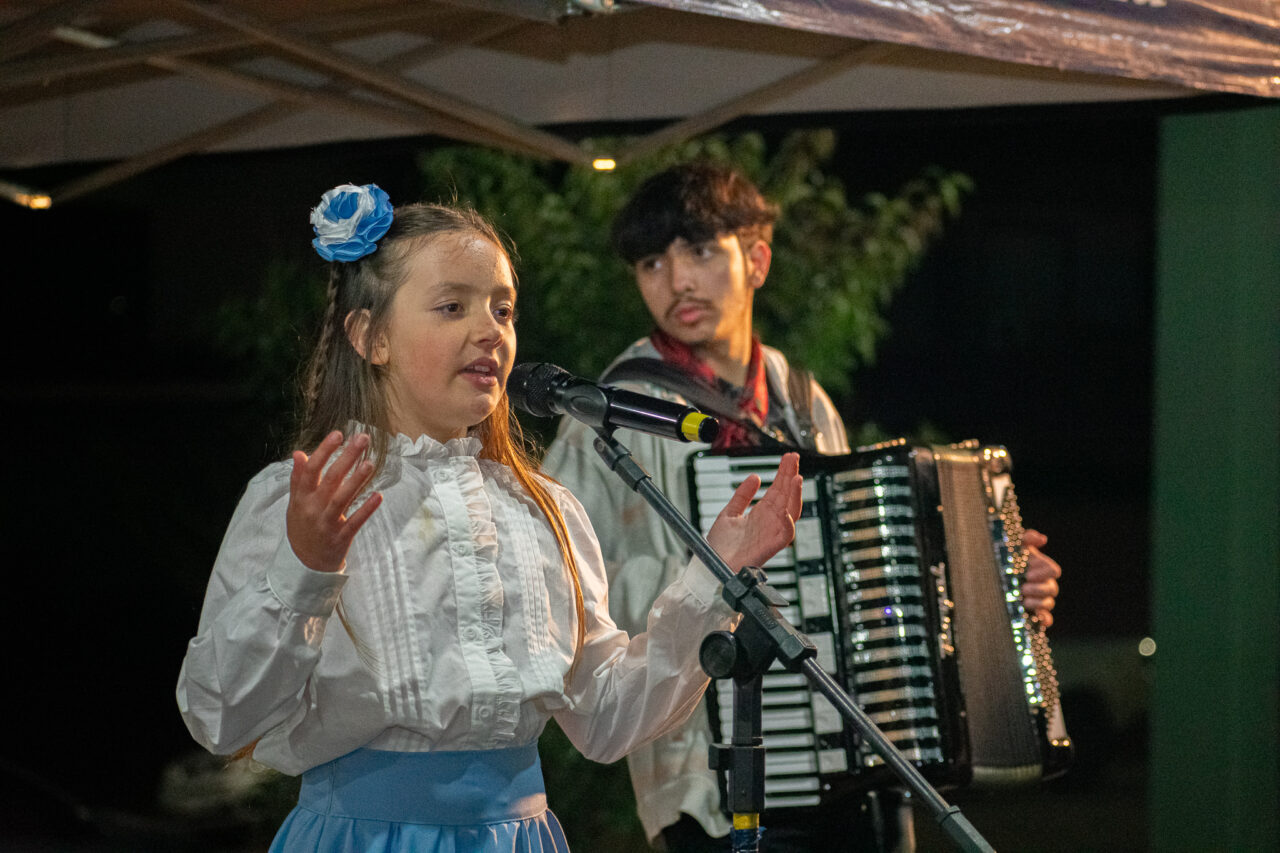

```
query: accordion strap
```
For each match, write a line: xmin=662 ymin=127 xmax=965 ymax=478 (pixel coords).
xmin=601 ymin=357 xmax=796 ymax=450
xmin=784 ymin=362 xmax=817 ymax=450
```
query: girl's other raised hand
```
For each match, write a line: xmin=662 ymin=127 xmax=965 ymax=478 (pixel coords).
xmin=705 ymin=452 xmax=803 ymax=573
xmin=286 ymin=431 xmax=383 ymax=573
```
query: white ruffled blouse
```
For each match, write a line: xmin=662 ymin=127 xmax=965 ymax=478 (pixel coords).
xmin=176 ymin=432 xmax=736 ymax=776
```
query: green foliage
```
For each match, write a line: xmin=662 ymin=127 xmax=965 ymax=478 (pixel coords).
xmin=754 ymin=132 xmax=972 ymax=395
xmin=849 ymin=418 xmax=954 ymax=450
xmin=417 ymin=130 xmax=971 ymax=397
xmin=217 ymin=130 xmax=969 ymax=420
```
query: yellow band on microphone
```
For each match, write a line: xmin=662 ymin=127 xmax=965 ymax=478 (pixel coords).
xmin=680 ymin=412 xmax=715 ymax=442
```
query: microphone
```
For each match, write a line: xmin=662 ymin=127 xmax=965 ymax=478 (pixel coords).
xmin=508 ymin=362 xmax=719 ymax=443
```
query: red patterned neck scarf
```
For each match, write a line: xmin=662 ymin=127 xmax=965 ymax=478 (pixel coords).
xmin=649 ymin=329 xmax=769 ymax=450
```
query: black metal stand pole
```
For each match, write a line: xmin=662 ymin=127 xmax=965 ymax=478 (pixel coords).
xmin=701 ymin=598 xmax=776 ymax=853
xmin=591 ymin=430 xmax=994 ymax=853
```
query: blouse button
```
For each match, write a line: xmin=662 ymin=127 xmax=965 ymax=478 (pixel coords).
xmin=464 ymin=626 xmax=481 ymax=642
xmin=478 ymin=707 xmax=492 ymax=721
xmin=451 ymin=541 xmax=471 ymax=557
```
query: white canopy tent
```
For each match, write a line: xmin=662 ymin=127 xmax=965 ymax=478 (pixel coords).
xmin=1 ymin=0 xmax=1276 ymax=205
xmin=0 ymin=6 xmax=1275 ymax=853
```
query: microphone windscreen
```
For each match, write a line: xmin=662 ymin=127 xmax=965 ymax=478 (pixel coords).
xmin=508 ymin=362 xmax=567 ymax=418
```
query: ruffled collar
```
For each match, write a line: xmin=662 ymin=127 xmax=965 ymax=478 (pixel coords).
xmin=388 ymin=431 xmax=482 ymax=460
xmin=349 ymin=422 xmax=483 ymax=461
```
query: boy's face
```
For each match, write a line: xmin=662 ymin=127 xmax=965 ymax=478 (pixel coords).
xmin=632 ymin=232 xmax=767 ymax=354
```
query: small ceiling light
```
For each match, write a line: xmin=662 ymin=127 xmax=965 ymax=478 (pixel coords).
xmin=0 ymin=179 xmax=53 ymax=210
xmin=592 ymin=158 xmax=617 ymax=172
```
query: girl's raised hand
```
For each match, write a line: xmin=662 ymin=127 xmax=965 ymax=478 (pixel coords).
xmin=286 ymin=431 xmax=383 ymax=573
xmin=706 ymin=452 xmax=803 ymax=573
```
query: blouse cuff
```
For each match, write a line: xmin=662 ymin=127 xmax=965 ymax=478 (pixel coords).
xmin=677 ymin=556 xmax=731 ymax=612
xmin=266 ymin=538 xmax=348 ymax=616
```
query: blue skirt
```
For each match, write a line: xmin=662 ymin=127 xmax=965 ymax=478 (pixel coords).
xmin=268 ymin=745 xmax=570 ymax=852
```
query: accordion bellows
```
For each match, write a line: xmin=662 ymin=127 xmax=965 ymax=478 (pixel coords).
xmin=688 ymin=440 xmax=1072 ymax=812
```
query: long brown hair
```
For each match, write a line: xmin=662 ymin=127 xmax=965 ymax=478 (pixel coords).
xmin=298 ymin=202 xmax=587 ymax=673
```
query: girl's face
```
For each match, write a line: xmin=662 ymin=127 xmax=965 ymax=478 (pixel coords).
xmin=374 ymin=231 xmax=517 ymax=444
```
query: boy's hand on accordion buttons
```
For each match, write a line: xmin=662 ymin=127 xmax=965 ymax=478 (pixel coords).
xmin=706 ymin=452 xmax=803 ymax=572
xmin=1022 ymin=528 xmax=1061 ymax=628
xmin=287 ymin=431 xmax=384 ymax=574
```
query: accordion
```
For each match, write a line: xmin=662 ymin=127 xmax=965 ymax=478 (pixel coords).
xmin=687 ymin=440 xmax=1071 ymax=812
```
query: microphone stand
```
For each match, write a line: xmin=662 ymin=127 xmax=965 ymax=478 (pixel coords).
xmin=590 ymin=429 xmax=994 ymax=853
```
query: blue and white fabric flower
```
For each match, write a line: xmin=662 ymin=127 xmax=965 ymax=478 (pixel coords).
xmin=310 ymin=183 xmax=394 ymax=262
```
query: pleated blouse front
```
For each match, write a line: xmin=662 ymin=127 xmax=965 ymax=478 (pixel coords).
xmin=177 ymin=431 xmax=735 ymax=776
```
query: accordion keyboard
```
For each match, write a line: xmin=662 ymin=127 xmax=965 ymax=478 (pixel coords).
xmin=833 ymin=456 xmax=946 ymax=769
xmin=691 ymin=454 xmax=848 ymax=809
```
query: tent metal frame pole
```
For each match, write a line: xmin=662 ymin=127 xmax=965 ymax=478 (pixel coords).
xmin=48 ymin=19 xmax=540 ymax=204
xmin=172 ymin=0 xmax=591 ymax=164
xmin=0 ymin=3 xmax=456 ymax=91
xmin=617 ymin=41 xmax=899 ymax=165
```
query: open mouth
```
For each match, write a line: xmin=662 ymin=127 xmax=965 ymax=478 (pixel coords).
xmin=461 ymin=361 xmax=500 ymax=386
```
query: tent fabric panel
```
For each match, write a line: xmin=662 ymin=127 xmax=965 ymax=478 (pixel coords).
xmin=632 ymin=0 xmax=1280 ymax=98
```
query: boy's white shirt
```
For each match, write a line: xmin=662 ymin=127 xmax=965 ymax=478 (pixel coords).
xmin=542 ymin=337 xmax=849 ymax=842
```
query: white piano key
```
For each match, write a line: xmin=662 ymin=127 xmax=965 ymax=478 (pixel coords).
xmin=767 ymin=752 xmax=818 ymax=775
xmin=818 ymin=748 xmax=849 ymax=774
xmin=765 ymin=793 xmax=822 ymax=809
xmin=763 ymin=775 xmax=821 ymax=793
xmin=811 ymin=632 xmax=837 ymax=672
xmin=811 ymin=692 xmax=843 ymax=734
xmin=765 ymin=732 xmax=816 ymax=749
xmin=795 ymin=517 xmax=824 ymax=561
xmin=798 ymin=573 xmax=831 ymax=618
xmin=761 ymin=707 xmax=812 ymax=731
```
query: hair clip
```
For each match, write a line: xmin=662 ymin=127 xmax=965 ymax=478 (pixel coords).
xmin=310 ymin=183 xmax=394 ymax=262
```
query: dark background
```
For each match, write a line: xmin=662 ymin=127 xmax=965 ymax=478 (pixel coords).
xmin=0 ymin=94 xmax=1194 ymax=849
